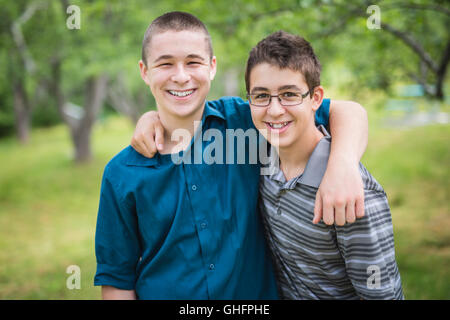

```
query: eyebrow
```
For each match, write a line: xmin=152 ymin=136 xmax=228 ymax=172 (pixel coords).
xmin=250 ymin=85 xmax=302 ymax=94
xmin=250 ymin=87 xmax=269 ymax=93
xmin=153 ymin=54 xmax=206 ymax=64
xmin=186 ymin=54 xmax=206 ymax=61
xmin=153 ymin=55 xmax=173 ymax=63
xmin=278 ymin=85 xmax=302 ymax=91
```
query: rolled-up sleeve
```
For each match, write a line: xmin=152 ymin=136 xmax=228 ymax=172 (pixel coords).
xmin=94 ymin=164 xmax=141 ymax=290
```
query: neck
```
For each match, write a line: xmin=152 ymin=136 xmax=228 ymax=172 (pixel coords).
xmin=278 ymin=125 xmax=324 ymax=181
xmin=158 ymin=105 xmax=205 ymax=154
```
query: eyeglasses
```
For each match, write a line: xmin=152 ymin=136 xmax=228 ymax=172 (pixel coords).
xmin=247 ymin=90 xmax=311 ymax=107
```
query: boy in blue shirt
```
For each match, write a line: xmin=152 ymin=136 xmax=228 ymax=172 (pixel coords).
xmin=96 ymin=12 xmax=369 ymax=299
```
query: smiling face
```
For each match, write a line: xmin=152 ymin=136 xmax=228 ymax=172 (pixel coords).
xmin=139 ymin=30 xmax=217 ymax=122
xmin=249 ymin=63 xmax=323 ymax=150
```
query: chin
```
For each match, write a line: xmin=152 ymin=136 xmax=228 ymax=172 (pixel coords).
xmin=273 ymin=136 xmax=296 ymax=149
xmin=170 ymin=103 xmax=202 ymax=118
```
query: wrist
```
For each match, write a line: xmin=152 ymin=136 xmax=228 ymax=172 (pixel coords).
xmin=327 ymin=150 xmax=359 ymax=169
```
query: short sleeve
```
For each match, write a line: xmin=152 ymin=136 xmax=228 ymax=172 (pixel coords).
xmin=94 ymin=165 xmax=141 ymax=290
xmin=335 ymin=188 xmax=404 ymax=300
xmin=315 ymin=98 xmax=330 ymax=127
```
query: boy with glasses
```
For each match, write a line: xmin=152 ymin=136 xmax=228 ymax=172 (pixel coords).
xmin=247 ymin=31 xmax=404 ymax=299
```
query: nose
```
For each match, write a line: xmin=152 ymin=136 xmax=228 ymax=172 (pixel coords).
xmin=266 ymin=96 xmax=286 ymax=117
xmin=171 ymin=64 xmax=191 ymax=84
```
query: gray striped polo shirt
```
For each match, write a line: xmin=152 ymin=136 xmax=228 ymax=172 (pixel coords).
xmin=259 ymin=126 xmax=404 ymax=300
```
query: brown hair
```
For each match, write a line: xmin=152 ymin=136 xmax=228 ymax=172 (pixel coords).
xmin=141 ymin=11 xmax=213 ymax=66
xmin=245 ymin=30 xmax=321 ymax=95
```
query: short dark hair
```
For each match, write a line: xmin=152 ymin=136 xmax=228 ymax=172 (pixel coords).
xmin=141 ymin=11 xmax=213 ymax=66
xmin=245 ymin=31 xmax=321 ymax=95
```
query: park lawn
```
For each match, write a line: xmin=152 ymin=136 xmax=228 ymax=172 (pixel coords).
xmin=362 ymin=123 xmax=450 ymax=299
xmin=0 ymin=115 xmax=449 ymax=299
xmin=0 ymin=117 xmax=133 ymax=299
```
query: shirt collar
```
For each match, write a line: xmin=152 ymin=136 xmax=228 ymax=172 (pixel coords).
xmin=125 ymin=101 xmax=225 ymax=167
xmin=297 ymin=125 xmax=331 ymax=188
xmin=202 ymin=100 xmax=226 ymax=121
xmin=269 ymin=125 xmax=331 ymax=189
xmin=125 ymin=146 xmax=159 ymax=167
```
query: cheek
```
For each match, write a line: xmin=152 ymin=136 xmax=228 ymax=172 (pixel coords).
xmin=196 ymin=71 xmax=212 ymax=87
xmin=250 ymin=108 xmax=266 ymax=127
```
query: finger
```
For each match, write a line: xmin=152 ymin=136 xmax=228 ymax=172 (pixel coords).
xmin=154 ymin=123 xmax=165 ymax=151
xmin=346 ymin=200 xmax=356 ymax=224
xmin=142 ymin=135 xmax=157 ymax=157
xmin=322 ymin=198 xmax=334 ymax=225
xmin=136 ymin=139 xmax=153 ymax=158
xmin=334 ymin=202 xmax=346 ymax=226
xmin=355 ymin=194 xmax=365 ymax=218
xmin=313 ymin=192 xmax=323 ymax=224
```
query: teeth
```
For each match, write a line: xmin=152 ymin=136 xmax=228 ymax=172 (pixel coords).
xmin=169 ymin=90 xmax=194 ymax=97
xmin=269 ymin=122 xmax=289 ymax=129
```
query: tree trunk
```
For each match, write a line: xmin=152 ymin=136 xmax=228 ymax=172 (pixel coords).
xmin=435 ymin=40 xmax=450 ymax=101
xmin=72 ymin=75 xmax=108 ymax=163
xmin=72 ymin=124 xmax=92 ymax=163
xmin=12 ymin=79 xmax=30 ymax=144
xmin=50 ymin=56 xmax=108 ymax=163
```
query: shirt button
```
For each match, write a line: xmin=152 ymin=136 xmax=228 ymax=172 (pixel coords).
xmin=200 ymin=221 xmax=208 ymax=229
xmin=191 ymin=185 xmax=197 ymax=191
xmin=209 ymin=264 xmax=215 ymax=270
xmin=277 ymin=208 xmax=282 ymax=215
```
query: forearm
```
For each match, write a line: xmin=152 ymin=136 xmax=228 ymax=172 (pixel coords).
xmin=328 ymin=100 xmax=368 ymax=164
xmin=102 ymin=285 xmax=137 ymax=300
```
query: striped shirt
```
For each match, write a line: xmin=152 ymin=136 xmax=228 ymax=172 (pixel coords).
xmin=259 ymin=126 xmax=404 ymax=300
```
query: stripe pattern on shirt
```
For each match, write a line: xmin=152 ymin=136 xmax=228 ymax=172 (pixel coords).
xmin=259 ymin=131 xmax=404 ymax=300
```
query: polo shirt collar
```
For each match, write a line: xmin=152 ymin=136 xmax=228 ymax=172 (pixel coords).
xmin=125 ymin=101 xmax=225 ymax=167
xmin=269 ymin=125 xmax=331 ymax=189
xmin=297 ymin=125 xmax=331 ymax=188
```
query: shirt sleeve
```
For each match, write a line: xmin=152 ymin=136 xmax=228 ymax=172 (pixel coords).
xmin=334 ymin=181 xmax=404 ymax=299
xmin=315 ymin=98 xmax=330 ymax=128
xmin=94 ymin=164 xmax=141 ymax=290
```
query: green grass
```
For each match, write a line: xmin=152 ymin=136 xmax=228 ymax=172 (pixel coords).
xmin=0 ymin=114 xmax=449 ymax=299
xmin=0 ymin=117 xmax=134 ymax=299
xmin=362 ymin=124 xmax=450 ymax=299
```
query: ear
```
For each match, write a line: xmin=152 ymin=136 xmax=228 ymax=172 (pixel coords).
xmin=311 ymin=86 xmax=324 ymax=112
xmin=209 ymin=56 xmax=217 ymax=81
xmin=139 ymin=60 xmax=150 ymax=86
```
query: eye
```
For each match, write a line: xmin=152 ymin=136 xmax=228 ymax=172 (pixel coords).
xmin=187 ymin=61 xmax=202 ymax=65
xmin=255 ymin=93 xmax=270 ymax=99
xmin=281 ymin=92 xmax=299 ymax=98
xmin=157 ymin=62 xmax=172 ymax=67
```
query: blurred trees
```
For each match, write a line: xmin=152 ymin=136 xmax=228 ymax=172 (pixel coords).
xmin=0 ymin=0 xmax=448 ymax=162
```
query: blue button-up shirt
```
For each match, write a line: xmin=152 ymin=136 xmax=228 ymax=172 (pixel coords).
xmin=94 ymin=96 xmax=330 ymax=299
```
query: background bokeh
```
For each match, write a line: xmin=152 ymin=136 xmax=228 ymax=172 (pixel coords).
xmin=0 ymin=0 xmax=449 ymax=299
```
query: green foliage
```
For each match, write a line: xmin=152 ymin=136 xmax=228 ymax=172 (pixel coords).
xmin=1 ymin=0 xmax=448 ymax=138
